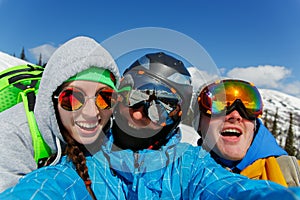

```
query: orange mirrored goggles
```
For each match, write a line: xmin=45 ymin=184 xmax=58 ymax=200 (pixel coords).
xmin=54 ymin=87 xmax=117 ymax=111
xmin=198 ymin=79 xmax=263 ymax=119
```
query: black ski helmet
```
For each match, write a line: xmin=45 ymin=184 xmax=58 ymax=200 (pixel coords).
xmin=112 ymin=52 xmax=193 ymax=151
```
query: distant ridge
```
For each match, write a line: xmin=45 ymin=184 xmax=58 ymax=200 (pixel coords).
xmin=0 ymin=51 xmax=31 ymax=71
xmin=260 ymin=89 xmax=300 ymax=148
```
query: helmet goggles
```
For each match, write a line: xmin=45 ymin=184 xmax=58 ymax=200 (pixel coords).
xmin=198 ymin=79 xmax=263 ymax=120
xmin=119 ymin=72 xmax=183 ymax=126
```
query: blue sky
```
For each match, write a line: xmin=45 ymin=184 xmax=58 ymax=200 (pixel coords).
xmin=1 ymin=0 xmax=300 ymax=97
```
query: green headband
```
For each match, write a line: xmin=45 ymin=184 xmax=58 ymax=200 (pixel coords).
xmin=66 ymin=67 xmax=116 ymax=90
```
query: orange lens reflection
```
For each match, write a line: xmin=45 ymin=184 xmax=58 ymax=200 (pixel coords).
xmin=58 ymin=88 xmax=115 ymax=111
xmin=96 ymin=89 xmax=115 ymax=110
xmin=58 ymin=89 xmax=84 ymax=111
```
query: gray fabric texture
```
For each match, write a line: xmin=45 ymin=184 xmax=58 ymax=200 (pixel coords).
xmin=0 ymin=36 xmax=120 ymax=192
xmin=276 ymin=155 xmax=300 ymax=186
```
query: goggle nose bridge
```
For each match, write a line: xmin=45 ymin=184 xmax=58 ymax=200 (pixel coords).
xmin=225 ymin=99 xmax=256 ymax=120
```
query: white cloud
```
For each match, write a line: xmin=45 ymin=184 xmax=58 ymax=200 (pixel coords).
xmin=224 ymin=65 xmax=300 ymax=98
xmin=226 ymin=65 xmax=291 ymax=88
xmin=280 ymin=81 xmax=300 ymax=98
xmin=218 ymin=67 xmax=227 ymax=75
xmin=29 ymin=44 xmax=57 ymax=64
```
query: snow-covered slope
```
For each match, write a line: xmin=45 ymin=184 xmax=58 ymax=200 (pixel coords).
xmin=0 ymin=51 xmax=31 ymax=71
xmin=260 ymin=89 xmax=300 ymax=149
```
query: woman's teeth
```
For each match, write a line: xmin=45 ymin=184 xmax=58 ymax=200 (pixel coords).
xmin=76 ymin=121 xmax=99 ymax=129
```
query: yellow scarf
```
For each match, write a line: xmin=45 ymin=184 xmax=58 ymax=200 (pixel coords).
xmin=240 ymin=156 xmax=288 ymax=187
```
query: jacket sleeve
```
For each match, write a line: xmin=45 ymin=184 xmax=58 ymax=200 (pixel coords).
xmin=0 ymin=165 xmax=92 ymax=200
xmin=0 ymin=118 xmax=37 ymax=193
xmin=189 ymin=148 xmax=300 ymax=200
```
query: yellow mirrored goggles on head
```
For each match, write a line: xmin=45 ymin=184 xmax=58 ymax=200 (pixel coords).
xmin=198 ymin=79 xmax=263 ymax=120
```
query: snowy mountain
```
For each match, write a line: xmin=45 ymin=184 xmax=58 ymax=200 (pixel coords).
xmin=0 ymin=51 xmax=31 ymax=71
xmin=260 ymin=89 xmax=300 ymax=150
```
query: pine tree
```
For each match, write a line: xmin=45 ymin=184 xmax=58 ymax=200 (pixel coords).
xmin=263 ymin=109 xmax=269 ymax=129
xmin=297 ymin=135 xmax=300 ymax=159
xmin=279 ymin=137 xmax=283 ymax=147
xmin=20 ymin=47 xmax=26 ymax=61
xmin=284 ymin=112 xmax=295 ymax=156
xmin=271 ymin=108 xmax=279 ymax=137
xmin=37 ymin=53 xmax=42 ymax=66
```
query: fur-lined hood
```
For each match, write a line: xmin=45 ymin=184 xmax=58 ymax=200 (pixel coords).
xmin=34 ymin=36 xmax=120 ymax=151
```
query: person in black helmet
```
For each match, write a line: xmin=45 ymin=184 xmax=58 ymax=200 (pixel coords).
xmin=112 ymin=52 xmax=192 ymax=151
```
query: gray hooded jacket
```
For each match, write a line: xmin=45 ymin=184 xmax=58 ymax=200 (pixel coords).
xmin=0 ymin=36 xmax=120 ymax=192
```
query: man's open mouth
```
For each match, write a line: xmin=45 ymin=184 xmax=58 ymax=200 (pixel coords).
xmin=221 ymin=129 xmax=242 ymax=137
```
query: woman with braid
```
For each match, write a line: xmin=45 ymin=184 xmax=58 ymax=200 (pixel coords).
xmin=0 ymin=36 xmax=120 ymax=199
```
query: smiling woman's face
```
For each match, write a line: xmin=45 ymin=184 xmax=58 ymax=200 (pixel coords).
xmin=57 ymin=80 xmax=113 ymax=145
xmin=199 ymin=110 xmax=255 ymax=161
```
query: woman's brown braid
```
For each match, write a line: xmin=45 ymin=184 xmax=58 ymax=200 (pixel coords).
xmin=63 ymin=132 xmax=97 ymax=200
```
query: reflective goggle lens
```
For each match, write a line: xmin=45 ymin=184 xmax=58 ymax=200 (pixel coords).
xmin=57 ymin=87 xmax=116 ymax=111
xmin=119 ymin=73 xmax=182 ymax=126
xmin=198 ymin=80 xmax=263 ymax=117
xmin=95 ymin=88 xmax=116 ymax=109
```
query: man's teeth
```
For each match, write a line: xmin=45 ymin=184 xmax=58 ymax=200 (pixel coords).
xmin=221 ymin=129 xmax=242 ymax=136
xmin=76 ymin=122 xmax=98 ymax=129
xmin=222 ymin=129 xmax=241 ymax=134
